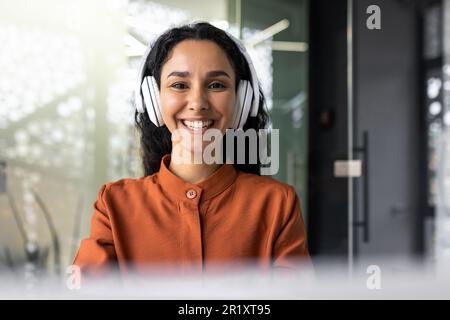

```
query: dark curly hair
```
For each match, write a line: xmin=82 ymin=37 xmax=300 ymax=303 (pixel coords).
xmin=135 ymin=21 xmax=271 ymax=176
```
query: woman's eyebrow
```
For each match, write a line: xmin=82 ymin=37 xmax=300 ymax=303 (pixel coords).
xmin=167 ymin=70 xmax=230 ymax=78
xmin=167 ymin=71 xmax=189 ymax=78
xmin=206 ymin=70 xmax=230 ymax=78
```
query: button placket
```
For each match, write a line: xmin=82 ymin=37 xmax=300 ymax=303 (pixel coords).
xmin=179 ymin=188 xmax=203 ymax=273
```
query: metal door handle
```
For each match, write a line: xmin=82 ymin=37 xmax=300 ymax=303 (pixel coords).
xmin=353 ymin=130 xmax=370 ymax=243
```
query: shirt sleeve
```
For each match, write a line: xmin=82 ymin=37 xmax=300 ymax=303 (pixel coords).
xmin=72 ymin=184 xmax=118 ymax=279
xmin=272 ymin=185 xmax=313 ymax=274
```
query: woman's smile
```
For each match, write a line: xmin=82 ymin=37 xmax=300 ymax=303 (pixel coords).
xmin=178 ymin=118 xmax=216 ymax=135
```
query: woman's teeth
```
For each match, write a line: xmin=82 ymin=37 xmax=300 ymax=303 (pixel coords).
xmin=182 ymin=120 xmax=213 ymax=131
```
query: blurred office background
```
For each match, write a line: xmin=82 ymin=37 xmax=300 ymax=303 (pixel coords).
xmin=0 ymin=0 xmax=449 ymax=282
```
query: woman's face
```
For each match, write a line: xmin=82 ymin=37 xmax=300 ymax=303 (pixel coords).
xmin=159 ymin=39 xmax=236 ymax=155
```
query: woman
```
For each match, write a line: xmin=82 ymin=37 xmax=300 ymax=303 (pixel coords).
xmin=73 ymin=22 xmax=311 ymax=278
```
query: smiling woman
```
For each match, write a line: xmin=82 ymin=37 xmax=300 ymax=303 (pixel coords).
xmin=72 ymin=22 xmax=312 ymax=281
xmin=135 ymin=22 xmax=268 ymax=177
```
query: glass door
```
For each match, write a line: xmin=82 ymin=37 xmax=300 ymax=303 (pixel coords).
xmin=348 ymin=0 xmax=432 ymax=278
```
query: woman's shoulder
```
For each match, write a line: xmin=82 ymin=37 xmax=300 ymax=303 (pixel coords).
xmin=99 ymin=174 xmax=155 ymax=197
xmin=235 ymin=171 xmax=297 ymax=200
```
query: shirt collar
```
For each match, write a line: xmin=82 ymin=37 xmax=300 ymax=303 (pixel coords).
xmin=156 ymin=154 xmax=238 ymax=202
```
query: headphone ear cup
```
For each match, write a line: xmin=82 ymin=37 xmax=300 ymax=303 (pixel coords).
xmin=141 ymin=76 xmax=164 ymax=127
xmin=233 ymin=80 xmax=254 ymax=129
xmin=149 ymin=76 xmax=164 ymax=126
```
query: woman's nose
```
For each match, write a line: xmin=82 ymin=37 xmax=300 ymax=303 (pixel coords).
xmin=188 ymin=85 xmax=209 ymax=111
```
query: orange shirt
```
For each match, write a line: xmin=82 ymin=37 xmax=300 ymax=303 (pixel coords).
xmin=73 ymin=154 xmax=310 ymax=277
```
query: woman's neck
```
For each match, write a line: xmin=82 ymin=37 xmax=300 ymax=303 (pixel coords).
xmin=168 ymin=152 xmax=222 ymax=184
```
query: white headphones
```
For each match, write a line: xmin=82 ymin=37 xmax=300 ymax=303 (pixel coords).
xmin=134 ymin=32 xmax=260 ymax=129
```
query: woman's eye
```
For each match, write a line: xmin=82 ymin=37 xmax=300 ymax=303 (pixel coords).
xmin=171 ymin=83 xmax=187 ymax=90
xmin=209 ymin=82 xmax=226 ymax=89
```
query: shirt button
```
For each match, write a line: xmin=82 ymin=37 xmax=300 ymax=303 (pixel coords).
xmin=186 ymin=189 xmax=197 ymax=199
